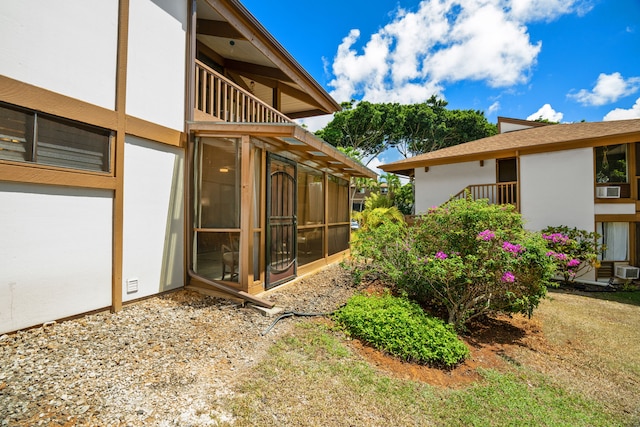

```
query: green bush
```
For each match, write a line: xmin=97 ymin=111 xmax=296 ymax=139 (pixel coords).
xmin=350 ymin=197 xmax=558 ymax=330
xmin=332 ymin=293 xmax=469 ymax=367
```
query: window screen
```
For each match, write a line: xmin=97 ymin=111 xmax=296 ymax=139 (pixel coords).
xmin=0 ymin=102 xmax=111 ymax=172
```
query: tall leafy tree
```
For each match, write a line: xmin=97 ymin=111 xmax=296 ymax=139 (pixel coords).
xmin=317 ymin=96 xmax=497 ymax=160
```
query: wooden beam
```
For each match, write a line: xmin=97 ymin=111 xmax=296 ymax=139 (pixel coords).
xmin=224 ymin=59 xmax=293 ymax=82
xmin=196 ymin=40 xmax=225 ymax=67
xmin=196 ymin=18 xmax=245 ymax=39
xmin=0 ymin=162 xmax=117 ymax=189
xmin=112 ymin=0 xmax=130 ymax=314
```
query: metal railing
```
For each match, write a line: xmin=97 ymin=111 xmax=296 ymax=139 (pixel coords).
xmin=195 ymin=60 xmax=292 ymax=124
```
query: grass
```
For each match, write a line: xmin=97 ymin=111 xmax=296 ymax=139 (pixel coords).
xmin=218 ymin=321 xmax=631 ymax=427
xmin=588 ymin=288 xmax=640 ymax=306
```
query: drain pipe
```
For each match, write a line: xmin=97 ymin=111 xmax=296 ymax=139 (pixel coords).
xmin=188 ymin=269 xmax=275 ymax=308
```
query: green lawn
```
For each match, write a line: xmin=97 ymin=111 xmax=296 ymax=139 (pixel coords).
xmin=218 ymin=322 xmax=629 ymax=427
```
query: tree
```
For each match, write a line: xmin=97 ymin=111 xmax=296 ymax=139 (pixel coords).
xmin=317 ymin=96 xmax=497 ymax=160
xmin=316 ymin=101 xmax=392 ymax=164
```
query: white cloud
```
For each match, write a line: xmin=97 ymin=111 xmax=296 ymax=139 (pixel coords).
xmin=603 ymin=97 xmax=640 ymax=121
xmin=526 ymin=103 xmax=563 ymax=122
xmin=488 ymin=101 xmax=500 ymax=115
xmin=295 ymin=114 xmax=334 ymax=132
xmin=509 ymin=0 xmax=593 ymax=21
xmin=328 ymin=0 xmax=585 ymax=104
xmin=568 ymin=72 xmax=640 ymax=106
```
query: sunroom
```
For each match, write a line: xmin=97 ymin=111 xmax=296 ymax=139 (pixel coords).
xmin=187 ymin=123 xmax=375 ymax=300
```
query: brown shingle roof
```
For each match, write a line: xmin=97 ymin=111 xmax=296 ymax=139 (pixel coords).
xmin=380 ymin=118 xmax=640 ymax=175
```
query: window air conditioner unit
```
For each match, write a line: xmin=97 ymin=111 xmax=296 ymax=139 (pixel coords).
xmin=596 ymin=186 xmax=621 ymax=198
xmin=615 ymin=265 xmax=640 ymax=280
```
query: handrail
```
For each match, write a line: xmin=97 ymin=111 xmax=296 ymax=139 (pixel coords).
xmin=195 ymin=60 xmax=292 ymax=124
xmin=452 ymin=181 xmax=519 ymax=210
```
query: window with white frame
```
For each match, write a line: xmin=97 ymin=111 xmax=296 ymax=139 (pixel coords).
xmin=0 ymin=102 xmax=112 ymax=172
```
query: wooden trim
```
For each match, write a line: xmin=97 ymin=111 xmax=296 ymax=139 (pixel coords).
xmin=240 ymin=135 xmax=252 ymax=292
xmin=194 ymin=227 xmax=241 ymax=232
xmin=595 ymin=214 xmax=640 ymax=222
xmin=0 ymin=75 xmax=118 ymax=130
xmin=125 ymin=115 xmax=185 ymax=148
xmin=112 ymin=0 xmax=130 ymax=314
xmin=0 ymin=162 xmax=116 ymax=189
xmin=594 ymin=198 xmax=635 ymax=204
xmin=324 ymin=172 xmax=329 ymax=259
xmin=259 ymin=148 xmax=267 ymax=286
xmin=631 ymin=142 xmax=638 ymax=202
xmin=631 ymin=222 xmax=637 ymax=267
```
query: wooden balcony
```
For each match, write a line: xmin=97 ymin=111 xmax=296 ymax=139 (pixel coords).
xmin=452 ymin=182 xmax=519 ymax=211
xmin=195 ymin=60 xmax=292 ymax=124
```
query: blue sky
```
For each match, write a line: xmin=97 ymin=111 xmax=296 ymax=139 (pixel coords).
xmin=241 ymin=0 xmax=640 ymax=168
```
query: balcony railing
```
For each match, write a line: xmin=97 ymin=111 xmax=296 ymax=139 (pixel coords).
xmin=452 ymin=182 xmax=519 ymax=211
xmin=195 ymin=60 xmax=292 ymax=124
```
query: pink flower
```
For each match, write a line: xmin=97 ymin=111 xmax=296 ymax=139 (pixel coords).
xmin=477 ymin=229 xmax=495 ymax=241
xmin=501 ymin=271 xmax=515 ymax=283
xmin=502 ymin=241 xmax=523 ymax=255
xmin=435 ymin=251 xmax=448 ymax=260
xmin=567 ymin=259 xmax=581 ymax=267
xmin=542 ymin=233 xmax=570 ymax=245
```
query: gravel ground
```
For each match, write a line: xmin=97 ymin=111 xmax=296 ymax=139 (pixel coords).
xmin=0 ymin=264 xmax=359 ymax=426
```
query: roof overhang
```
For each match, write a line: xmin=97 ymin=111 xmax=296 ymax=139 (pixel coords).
xmin=198 ymin=0 xmax=341 ymax=118
xmin=188 ymin=121 xmax=377 ymax=179
xmin=381 ymin=120 xmax=640 ymax=177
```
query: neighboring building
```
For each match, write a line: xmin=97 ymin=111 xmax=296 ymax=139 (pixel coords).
xmin=351 ymin=182 xmax=387 ymax=212
xmin=380 ymin=117 xmax=640 ymax=281
xmin=0 ymin=0 xmax=375 ymax=334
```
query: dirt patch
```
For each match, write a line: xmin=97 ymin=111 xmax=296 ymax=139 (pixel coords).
xmin=343 ymin=313 xmax=542 ymax=388
xmin=335 ymin=287 xmax=640 ymax=419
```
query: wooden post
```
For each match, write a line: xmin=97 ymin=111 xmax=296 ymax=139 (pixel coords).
xmin=240 ymin=135 xmax=252 ymax=292
xmin=111 ymin=0 xmax=130 ymax=313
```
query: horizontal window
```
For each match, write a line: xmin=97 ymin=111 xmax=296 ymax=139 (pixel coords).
xmin=0 ymin=102 xmax=112 ymax=172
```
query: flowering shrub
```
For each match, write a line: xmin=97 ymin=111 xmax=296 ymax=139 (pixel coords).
xmin=351 ymin=197 xmax=557 ymax=330
xmin=540 ymin=225 xmax=603 ymax=284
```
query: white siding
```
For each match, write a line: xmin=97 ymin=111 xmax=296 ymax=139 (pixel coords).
xmin=0 ymin=184 xmax=113 ymax=334
xmin=122 ymin=136 xmax=185 ymax=301
xmin=126 ymin=0 xmax=188 ymax=131
xmin=594 ymin=203 xmax=636 ymax=215
xmin=0 ymin=0 xmax=118 ymax=110
xmin=520 ymin=148 xmax=595 ymax=232
xmin=414 ymin=160 xmax=496 ymax=214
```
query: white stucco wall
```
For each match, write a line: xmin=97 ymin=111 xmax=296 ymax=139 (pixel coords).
xmin=413 ymin=160 xmax=496 ymax=214
xmin=594 ymin=203 xmax=636 ymax=215
xmin=0 ymin=183 xmax=113 ymax=334
xmin=520 ymin=148 xmax=595 ymax=232
xmin=0 ymin=0 xmax=118 ymax=110
xmin=126 ymin=0 xmax=187 ymax=131
xmin=122 ymin=136 xmax=185 ymax=302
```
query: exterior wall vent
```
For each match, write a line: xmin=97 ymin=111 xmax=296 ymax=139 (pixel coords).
xmin=126 ymin=278 xmax=139 ymax=293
